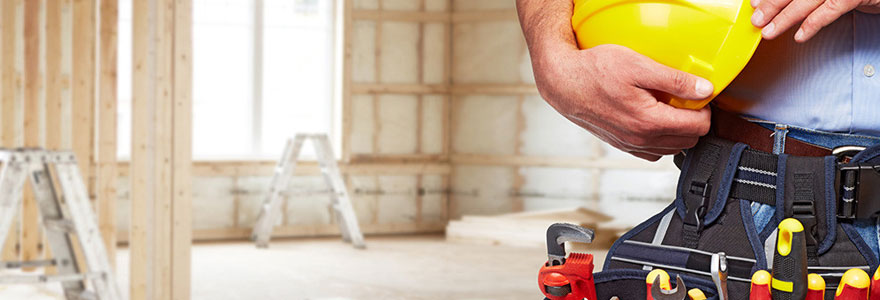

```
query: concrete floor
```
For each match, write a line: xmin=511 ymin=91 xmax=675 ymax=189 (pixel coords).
xmin=0 ymin=234 xmax=609 ymax=300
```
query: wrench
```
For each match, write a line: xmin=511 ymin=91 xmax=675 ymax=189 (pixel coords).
xmin=711 ymin=253 xmax=728 ymax=300
xmin=651 ymin=275 xmax=688 ymax=300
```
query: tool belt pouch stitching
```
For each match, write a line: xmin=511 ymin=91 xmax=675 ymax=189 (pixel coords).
xmin=591 ymin=137 xmax=879 ymax=300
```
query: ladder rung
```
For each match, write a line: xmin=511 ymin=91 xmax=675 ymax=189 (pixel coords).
xmin=1 ymin=259 xmax=57 ymax=270
xmin=44 ymin=218 xmax=75 ymax=233
xmin=75 ymin=291 xmax=97 ymax=300
xmin=0 ymin=272 xmax=103 ymax=285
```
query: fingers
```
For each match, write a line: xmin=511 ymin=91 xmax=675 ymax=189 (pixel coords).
xmin=643 ymin=105 xmax=713 ymax=137
xmin=752 ymin=0 xmax=793 ymax=33
xmin=796 ymin=0 xmax=859 ymax=42
xmin=632 ymin=59 xmax=714 ymax=101
xmin=759 ymin=0 xmax=824 ymax=39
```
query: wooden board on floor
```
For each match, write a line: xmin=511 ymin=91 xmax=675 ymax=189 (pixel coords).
xmin=445 ymin=207 xmax=624 ymax=249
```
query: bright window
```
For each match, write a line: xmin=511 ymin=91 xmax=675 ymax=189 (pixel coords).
xmin=118 ymin=0 xmax=337 ymax=160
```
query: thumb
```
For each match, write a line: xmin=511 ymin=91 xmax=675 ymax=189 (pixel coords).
xmin=634 ymin=60 xmax=714 ymax=100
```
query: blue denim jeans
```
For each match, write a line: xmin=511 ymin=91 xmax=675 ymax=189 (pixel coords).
xmin=744 ymin=117 xmax=880 ymax=257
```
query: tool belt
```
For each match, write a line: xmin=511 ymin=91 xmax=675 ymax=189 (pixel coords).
xmin=591 ymin=115 xmax=880 ymax=300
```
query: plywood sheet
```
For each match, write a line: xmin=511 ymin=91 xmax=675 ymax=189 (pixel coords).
xmin=376 ymin=175 xmax=418 ymax=223
xmin=349 ymin=94 xmax=375 ymax=154
xmin=452 ymin=95 xmax=518 ymax=155
xmin=422 ymin=23 xmax=445 ymax=84
xmin=420 ymin=95 xmax=444 ymax=154
xmin=450 ymin=165 xmax=514 ymax=218
xmin=380 ymin=21 xmax=419 ymax=83
xmin=519 ymin=96 xmax=599 ymax=157
xmin=352 ymin=20 xmax=376 ymax=83
xmin=192 ymin=177 xmax=236 ymax=230
xmin=377 ymin=94 xmax=418 ymax=154
xmin=453 ymin=21 xmax=524 ymax=84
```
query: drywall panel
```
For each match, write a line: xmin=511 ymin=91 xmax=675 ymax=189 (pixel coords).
xmin=285 ymin=176 xmax=333 ymax=225
xmin=421 ymin=175 xmax=446 ymax=222
xmin=453 ymin=0 xmax=515 ymax=10
xmin=520 ymin=50 xmax=535 ymax=84
xmin=422 ymin=23 xmax=445 ymax=84
xmin=376 ymin=175 xmax=418 ymax=223
xmin=377 ymin=94 xmax=418 ymax=154
xmin=452 ymin=95 xmax=518 ymax=155
xmin=382 ymin=0 xmax=420 ymax=11
xmin=425 ymin=0 xmax=448 ymax=11
xmin=349 ymin=94 xmax=375 ymax=154
xmin=380 ymin=22 xmax=419 ymax=83
xmin=599 ymin=169 xmax=678 ymax=228
xmin=352 ymin=20 xmax=376 ymax=83
xmin=421 ymin=95 xmax=444 ymax=154
xmin=349 ymin=175 xmax=380 ymax=224
xmin=519 ymin=95 xmax=599 ymax=157
xmin=236 ymin=176 xmax=272 ymax=227
xmin=450 ymin=165 xmax=514 ymax=218
xmin=353 ymin=0 xmax=379 ymax=10
xmin=453 ymin=21 xmax=524 ymax=84
xmin=519 ymin=167 xmax=596 ymax=211
xmin=192 ymin=177 xmax=236 ymax=230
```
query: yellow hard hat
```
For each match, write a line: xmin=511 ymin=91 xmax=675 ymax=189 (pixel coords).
xmin=571 ymin=0 xmax=761 ymax=109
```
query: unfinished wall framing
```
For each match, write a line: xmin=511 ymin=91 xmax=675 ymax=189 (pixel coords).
xmin=0 ymin=0 xmax=119 ymax=270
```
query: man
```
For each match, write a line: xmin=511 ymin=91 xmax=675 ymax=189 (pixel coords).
xmin=516 ymin=0 xmax=880 ymax=161
xmin=518 ymin=1 xmax=880 ymax=298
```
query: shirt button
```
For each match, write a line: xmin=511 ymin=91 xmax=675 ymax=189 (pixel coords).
xmin=865 ymin=64 xmax=875 ymax=77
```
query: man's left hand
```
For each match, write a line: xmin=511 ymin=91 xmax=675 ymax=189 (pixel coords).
xmin=752 ymin=0 xmax=880 ymax=42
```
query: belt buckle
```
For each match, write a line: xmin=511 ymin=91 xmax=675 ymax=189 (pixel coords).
xmin=834 ymin=145 xmax=880 ymax=219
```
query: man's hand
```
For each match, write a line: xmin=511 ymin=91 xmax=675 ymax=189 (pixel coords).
xmin=534 ymin=44 xmax=714 ymax=161
xmin=516 ymin=0 xmax=714 ymax=161
xmin=752 ymin=0 xmax=880 ymax=42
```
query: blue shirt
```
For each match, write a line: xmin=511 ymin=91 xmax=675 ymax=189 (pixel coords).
xmin=717 ymin=11 xmax=880 ymax=137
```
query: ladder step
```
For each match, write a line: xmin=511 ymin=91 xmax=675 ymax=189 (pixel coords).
xmin=75 ymin=291 xmax=98 ymax=300
xmin=44 ymin=218 xmax=75 ymax=233
xmin=1 ymin=259 xmax=57 ymax=270
xmin=0 ymin=272 xmax=103 ymax=285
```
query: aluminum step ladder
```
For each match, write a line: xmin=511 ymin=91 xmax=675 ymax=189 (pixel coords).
xmin=0 ymin=149 xmax=123 ymax=300
xmin=251 ymin=134 xmax=365 ymax=249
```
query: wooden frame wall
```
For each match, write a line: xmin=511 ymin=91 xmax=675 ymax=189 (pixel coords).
xmin=0 ymin=0 xmax=118 ymax=272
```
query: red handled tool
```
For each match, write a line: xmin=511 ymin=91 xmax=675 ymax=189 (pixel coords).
xmin=749 ymin=270 xmax=772 ymax=300
xmin=538 ymin=223 xmax=597 ymax=300
xmin=870 ymin=268 xmax=880 ymax=300
xmin=836 ymin=268 xmax=870 ymax=300
xmin=806 ymin=273 xmax=825 ymax=300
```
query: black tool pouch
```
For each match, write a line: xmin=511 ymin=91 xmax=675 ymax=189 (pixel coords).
xmin=592 ymin=137 xmax=879 ymax=300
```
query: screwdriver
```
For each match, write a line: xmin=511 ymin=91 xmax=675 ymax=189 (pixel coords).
xmin=646 ymin=269 xmax=671 ymax=300
xmin=806 ymin=273 xmax=825 ymax=300
xmin=750 ymin=270 xmax=772 ymax=300
xmin=688 ymin=288 xmax=707 ymax=300
xmin=836 ymin=268 xmax=870 ymax=300
xmin=772 ymin=218 xmax=808 ymax=300
xmin=870 ymin=268 xmax=880 ymax=300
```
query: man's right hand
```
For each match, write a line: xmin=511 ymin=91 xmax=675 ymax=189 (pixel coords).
xmin=516 ymin=0 xmax=715 ymax=161
xmin=532 ymin=44 xmax=714 ymax=161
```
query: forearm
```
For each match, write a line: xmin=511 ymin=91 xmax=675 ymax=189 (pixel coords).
xmin=515 ymin=0 xmax=579 ymax=69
